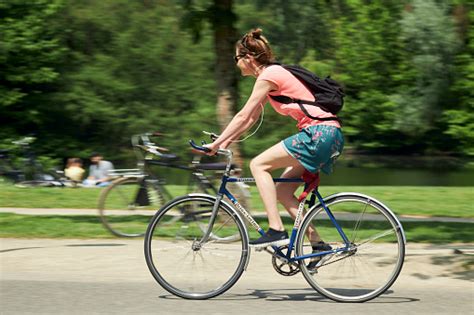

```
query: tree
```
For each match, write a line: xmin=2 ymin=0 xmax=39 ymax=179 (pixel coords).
xmin=444 ymin=2 xmax=474 ymax=156
xmin=182 ymin=0 xmax=244 ymax=167
xmin=329 ymin=0 xmax=407 ymax=151
xmin=0 ymin=0 xmax=66 ymax=141
xmin=394 ymin=0 xmax=460 ymax=139
xmin=53 ymin=0 xmax=218 ymax=159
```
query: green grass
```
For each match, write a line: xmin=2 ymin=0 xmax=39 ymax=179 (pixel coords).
xmin=0 ymin=212 xmax=472 ymax=243
xmin=0 ymin=181 xmax=472 ymax=218
xmin=0 ymin=181 xmax=103 ymax=209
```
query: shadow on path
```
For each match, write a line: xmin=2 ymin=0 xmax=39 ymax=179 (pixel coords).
xmin=159 ymin=288 xmax=420 ymax=303
xmin=0 ymin=242 xmax=127 ymax=253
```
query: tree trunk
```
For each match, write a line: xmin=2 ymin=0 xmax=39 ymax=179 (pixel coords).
xmin=211 ymin=0 xmax=243 ymax=168
xmin=211 ymin=0 xmax=250 ymax=209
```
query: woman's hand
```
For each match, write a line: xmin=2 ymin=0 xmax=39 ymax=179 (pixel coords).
xmin=202 ymin=143 xmax=219 ymax=156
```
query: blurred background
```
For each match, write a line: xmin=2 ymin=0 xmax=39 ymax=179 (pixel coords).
xmin=0 ymin=0 xmax=474 ymax=185
xmin=1 ymin=0 xmax=473 ymax=186
xmin=0 ymin=0 xmax=472 ymax=269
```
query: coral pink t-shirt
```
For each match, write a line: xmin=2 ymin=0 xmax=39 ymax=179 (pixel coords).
xmin=257 ymin=65 xmax=341 ymax=130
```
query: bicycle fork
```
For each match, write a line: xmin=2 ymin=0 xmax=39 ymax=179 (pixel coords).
xmin=194 ymin=194 xmax=226 ymax=248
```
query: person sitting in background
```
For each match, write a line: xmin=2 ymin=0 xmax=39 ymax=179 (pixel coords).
xmin=82 ymin=152 xmax=114 ymax=187
xmin=64 ymin=158 xmax=85 ymax=182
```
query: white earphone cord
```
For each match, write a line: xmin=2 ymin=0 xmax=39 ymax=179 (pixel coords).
xmin=230 ymin=102 xmax=264 ymax=143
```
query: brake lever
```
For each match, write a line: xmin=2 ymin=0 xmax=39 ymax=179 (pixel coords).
xmin=202 ymin=131 xmax=219 ymax=142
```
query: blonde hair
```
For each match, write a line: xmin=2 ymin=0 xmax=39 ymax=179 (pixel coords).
xmin=66 ymin=157 xmax=82 ymax=168
xmin=236 ymin=28 xmax=275 ymax=65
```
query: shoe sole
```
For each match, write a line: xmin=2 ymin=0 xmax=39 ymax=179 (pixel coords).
xmin=249 ymin=238 xmax=289 ymax=249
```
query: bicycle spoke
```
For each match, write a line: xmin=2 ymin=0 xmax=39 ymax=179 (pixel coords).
xmin=356 ymin=228 xmax=397 ymax=247
xmin=145 ymin=196 xmax=247 ymax=299
xmin=351 ymin=199 xmax=369 ymax=243
xmin=200 ymin=248 xmax=239 ymax=259
xmin=99 ymin=177 xmax=152 ymax=237
xmin=297 ymin=195 xmax=405 ymax=302
xmin=209 ymin=214 xmax=235 ymax=235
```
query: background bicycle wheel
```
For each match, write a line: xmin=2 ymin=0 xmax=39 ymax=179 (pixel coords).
xmin=99 ymin=177 xmax=162 ymax=237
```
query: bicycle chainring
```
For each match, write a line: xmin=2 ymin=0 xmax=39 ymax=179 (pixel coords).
xmin=271 ymin=245 xmax=300 ymax=276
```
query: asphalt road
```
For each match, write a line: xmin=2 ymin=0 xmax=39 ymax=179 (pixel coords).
xmin=1 ymin=238 xmax=473 ymax=314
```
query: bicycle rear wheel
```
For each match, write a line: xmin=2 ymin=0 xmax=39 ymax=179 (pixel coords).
xmin=15 ymin=180 xmax=61 ymax=187
xmin=296 ymin=193 xmax=405 ymax=302
xmin=98 ymin=177 xmax=165 ymax=237
xmin=144 ymin=195 xmax=248 ymax=299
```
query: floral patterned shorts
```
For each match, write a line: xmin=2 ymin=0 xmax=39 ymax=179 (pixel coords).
xmin=282 ymin=125 xmax=344 ymax=174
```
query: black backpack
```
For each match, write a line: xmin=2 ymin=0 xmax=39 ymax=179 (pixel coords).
xmin=269 ymin=63 xmax=344 ymax=122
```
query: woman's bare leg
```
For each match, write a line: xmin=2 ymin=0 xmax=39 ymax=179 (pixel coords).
xmin=249 ymin=142 xmax=300 ymax=231
xmin=275 ymin=165 xmax=305 ymax=219
xmin=276 ymin=166 xmax=322 ymax=243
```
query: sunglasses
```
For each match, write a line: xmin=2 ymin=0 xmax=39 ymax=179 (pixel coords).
xmin=234 ymin=53 xmax=246 ymax=63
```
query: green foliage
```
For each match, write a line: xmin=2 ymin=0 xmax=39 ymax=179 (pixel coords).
xmin=0 ymin=0 xmax=66 ymax=139
xmin=394 ymin=0 xmax=460 ymax=138
xmin=2 ymin=0 xmax=221 ymax=165
xmin=443 ymin=4 xmax=474 ymax=156
xmin=0 ymin=0 xmax=473 ymax=164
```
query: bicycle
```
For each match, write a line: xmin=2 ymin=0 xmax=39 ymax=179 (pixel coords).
xmin=144 ymin=140 xmax=406 ymax=302
xmin=98 ymin=132 xmax=249 ymax=238
xmin=0 ymin=137 xmax=74 ymax=187
xmin=0 ymin=147 xmax=24 ymax=183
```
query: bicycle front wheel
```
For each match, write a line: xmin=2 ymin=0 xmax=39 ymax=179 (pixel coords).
xmin=144 ymin=195 xmax=249 ymax=299
xmin=98 ymin=177 xmax=164 ymax=237
xmin=296 ymin=193 xmax=405 ymax=302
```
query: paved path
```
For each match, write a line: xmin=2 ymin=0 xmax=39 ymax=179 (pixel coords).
xmin=1 ymin=207 xmax=473 ymax=223
xmin=1 ymin=238 xmax=473 ymax=314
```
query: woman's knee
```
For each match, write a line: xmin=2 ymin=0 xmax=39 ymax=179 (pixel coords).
xmin=249 ymin=156 xmax=271 ymax=175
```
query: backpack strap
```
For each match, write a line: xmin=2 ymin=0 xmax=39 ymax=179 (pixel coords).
xmin=295 ymin=101 xmax=342 ymax=123
xmin=269 ymin=94 xmax=341 ymax=123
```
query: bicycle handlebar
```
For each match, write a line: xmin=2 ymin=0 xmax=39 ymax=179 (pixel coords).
xmin=189 ymin=140 xmax=231 ymax=157
xmin=189 ymin=140 xmax=210 ymax=152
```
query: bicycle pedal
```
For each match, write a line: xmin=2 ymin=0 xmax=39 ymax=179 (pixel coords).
xmin=254 ymin=246 xmax=267 ymax=252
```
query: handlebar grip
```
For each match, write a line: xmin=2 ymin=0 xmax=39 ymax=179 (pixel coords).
xmin=189 ymin=140 xmax=211 ymax=153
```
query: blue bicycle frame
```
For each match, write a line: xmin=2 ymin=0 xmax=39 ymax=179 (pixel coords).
xmin=190 ymin=140 xmax=353 ymax=263
xmin=221 ymin=175 xmax=354 ymax=262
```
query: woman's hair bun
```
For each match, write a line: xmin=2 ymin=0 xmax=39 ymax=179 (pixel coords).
xmin=237 ymin=28 xmax=274 ymax=65
xmin=250 ymin=28 xmax=263 ymax=39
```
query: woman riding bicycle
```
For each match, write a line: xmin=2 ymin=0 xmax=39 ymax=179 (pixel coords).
xmin=204 ymin=28 xmax=344 ymax=248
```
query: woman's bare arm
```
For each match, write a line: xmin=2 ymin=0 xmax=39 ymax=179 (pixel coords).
xmin=220 ymin=104 xmax=263 ymax=148
xmin=211 ymin=79 xmax=275 ymax=149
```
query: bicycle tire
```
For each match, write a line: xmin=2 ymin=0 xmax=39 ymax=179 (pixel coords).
xmin=296 ymin=193 xmax=405 ymax=303
xmin=15 ymin=180 xmax=60 ymax=188
xmin=98 ymin=176 xmax=165 ymax=237
xmin=144 ymin=194 xmax=249 ymax=299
